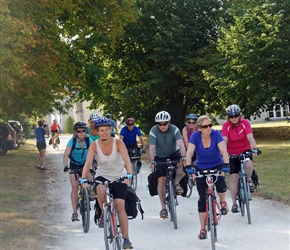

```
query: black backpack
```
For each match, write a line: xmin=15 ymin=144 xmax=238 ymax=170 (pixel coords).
xmin=68 ymin=136 xmax=91 ymax=165
xmin=251 ymin=169 xmax=260 ymax=190
xmin=125 ymin=186 xmax=144 ymax=220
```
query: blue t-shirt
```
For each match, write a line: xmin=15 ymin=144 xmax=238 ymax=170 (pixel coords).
xmin=87 ymin=127 xmax=100 ymax=141
xmin=67 ymin=137 xmax=93 ymax=165
xmin=35 ymin=127 xmax=46 ymax=143
xmin=189 ymin=129 xmax=224 ymax=170
xmin=120 ymin=126 xmax=142 ymax=146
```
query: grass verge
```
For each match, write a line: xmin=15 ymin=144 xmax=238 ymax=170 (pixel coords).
xmin=0 ymin=139 xmax=54 ymax=249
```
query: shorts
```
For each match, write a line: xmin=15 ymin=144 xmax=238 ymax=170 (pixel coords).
xmin=95 ymin=176 xmax=127 ymax=200
xmin=154 ymin=150 xmax=182 ymax=178
xmin=51 ymin=130 xmax=59 ymax=136
xmin=37 ymin=142 xmax=46 ymax=150
xmin=230 ymin=150 xmax=252 ymax=174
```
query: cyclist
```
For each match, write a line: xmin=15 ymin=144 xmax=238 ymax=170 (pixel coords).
xmin=182 ymin=113 xmax=198 ymax=150
xmin=106 ymin=113 xmax=118 ymax=137
xmin=222 ymin=104 xmax=261 ymax=213
xmin=120 ymin=118 xmax=146 ymax=173
xmin=63 ymin=122 xmax=93 ymax=222
xmin=80 ymin=118 xmax=133 ymax=249
xmin=35 ymin=120 xmax=47 ymax=170
xmin=50 ymin=119 xmax=61 ymax=148
xmin=185 ymin=115 xmax=229 ymax=240
xmin=87 ymin=113 xmax=100 ymax=141
xmin=149 ymin=111 xmax=186 ymax=219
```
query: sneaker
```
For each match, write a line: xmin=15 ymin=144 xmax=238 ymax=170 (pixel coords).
xmin=38 ymin=166 xmax=47 ymax=170
xmin=123 ymin=238 xmax=133 ymax=249
xmin=98 ymin=214 xmax=104 ymax=228
xmin=231 ymin=205 xmax=239 ymax=213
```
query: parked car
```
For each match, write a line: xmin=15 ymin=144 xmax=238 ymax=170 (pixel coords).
xmin=0 ymin=122 xmax=17 ymax=155
xmin=8 ymin=120 xmax=26 ymax=145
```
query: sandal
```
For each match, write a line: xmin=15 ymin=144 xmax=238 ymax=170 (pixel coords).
xmin=220 ymin=201 xmax=229 ymax=215
xmin=175 ymin=184 xmax=184 ymax=195
xmin=159 ymin=208 xmax=168 ymax=219
xmin=248 ymin=180 xmax=255 ymax=193
xmin=231 ymin=205 xmax=239 ymax=213
xmin=198 ymin=229 xmax=207 ymax=240
xmin=71 ymin=213 xmax=79 ymax=222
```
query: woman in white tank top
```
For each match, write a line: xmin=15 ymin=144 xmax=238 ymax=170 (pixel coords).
xmin=81 ymin=118 xmax=134 ymax=249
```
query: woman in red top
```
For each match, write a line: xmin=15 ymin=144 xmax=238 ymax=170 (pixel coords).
xmin=50 ymin=119 xmax=61 ymax=146
xmin=221 ymin=104 xmax=260 ymax=213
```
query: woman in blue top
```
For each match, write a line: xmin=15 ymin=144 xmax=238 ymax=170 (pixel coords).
xmin=63 ymin=121 xmax=93 ymax=222
xmin=185 ymin=115 xmax=229 ymax=240
xmin=35 ymin=120 xmax=47 ymax=170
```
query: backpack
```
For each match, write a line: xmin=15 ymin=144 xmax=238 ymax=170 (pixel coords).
xmin=251 ymin=169 xmax=259 ymax=190
xmin=125 ymin=186 xmax=144 ymax=220
xmin=68 ymin=136 xmax=91 ymax=164
xmin=147 ymin=171 xmax=159 ymax=196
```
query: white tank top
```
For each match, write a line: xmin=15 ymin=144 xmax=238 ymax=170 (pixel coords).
xmin=95 ymin=138 xmax=126 ymax=181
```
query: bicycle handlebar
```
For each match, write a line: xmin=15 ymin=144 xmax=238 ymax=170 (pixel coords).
xmin=185 ymin=164 xmax=230 ymax=176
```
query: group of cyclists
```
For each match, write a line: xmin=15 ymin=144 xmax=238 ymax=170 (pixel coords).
xmin=60 ymin=104 xmax=261 ymax=248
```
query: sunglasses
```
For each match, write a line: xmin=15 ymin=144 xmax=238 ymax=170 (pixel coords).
xmin=76 ymin=130 xmax=86 ymax=133
xmin=158 ymin=122 xmax=169 ymax=127
xmin=188 ymin=121 xmax=196 ymax=124
xmin=127 ymin=124 xmax=134 ymax=126
xmin=200 ymin=124 xmax=213 ymax=129
xmin=229 ymin=115 xmax=239 ymax=119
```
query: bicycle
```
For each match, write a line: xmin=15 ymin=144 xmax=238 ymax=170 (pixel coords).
xmin=103 ymin=178 xmax=126 ymax=250
xmin=186 ymin=165 xmax=229 ymax=250
xmin=127 ymin=146 xmax=142 ymax=191
xmin=154 ymin=158 xmax=183 ymax=229
xmin=230 ymin=150 xmax=260 ymax=224
xmin=70 ymin=168 xmax=91 ymax=233
xmin=52 ymin=132 xmax=60 ymax=150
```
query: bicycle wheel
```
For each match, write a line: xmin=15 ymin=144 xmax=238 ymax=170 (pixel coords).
xmin=169 ymin=181 xmax=178 ymax=229
xmin=208 ymin=197 xmax=216 ymax=250
xmin=81 ymin=187 xmax=90 ymax=233
xmin=185 ymin=176 xmax=194 ymax=198
xmin=131 ymin=161 xmax=138 ymax=191
xmin=243 ymin=177 xmax=252 ymax=224
xmin=239 ymin=178 xmax=245 ymax=217
xmin=104 ymin=206 xmax=115 ymax=250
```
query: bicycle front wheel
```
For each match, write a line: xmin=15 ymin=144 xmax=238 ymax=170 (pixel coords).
xmin=169 ymin=181 xmax=178 ymax=229
xmin=131 ymin=161 xmax=138 ymax=191
xmin=239 ymin=178 xmax=245 ymax=217
xmin=208 ymin=197 xmax=216 ymax=250
xmin=243 ymin=177 xmax=252 ymax=224
xmin=81 ymin=187 xmax=90 ymax=233
xmin=104 ymin=206 xmax=115 ymax=250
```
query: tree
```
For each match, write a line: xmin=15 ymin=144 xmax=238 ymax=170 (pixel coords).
xmin=204 ymin=0 xmax=290 ymax=118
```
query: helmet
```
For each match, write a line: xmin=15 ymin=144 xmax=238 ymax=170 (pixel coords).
xmin=106 ymin=114 xmax=111 ymax=119
xmin=74 ymin=121 xmax=87 ymax=131
xmin=94 ymin=118 xmax=112 ymax=127
xmin=89 ymin=113 xmax=100 ymax=121
xmin=126 ymin=118 xmax=135 ymax=125
xmin=38 ymin=120 xmax=43 ymax=126
xmin=155 ymin=111 xmax=171 ymax=122
xmin=226 ymin=104 xmax=241 ymax=116
xmin=186 ymin=113 xmax=198 ymax=120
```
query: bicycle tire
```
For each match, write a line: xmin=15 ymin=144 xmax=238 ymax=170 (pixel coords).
xmin=104 ymin=206 xmax=115 ymax=250
xmin=239 ymin=178 xmax=245 ymax=217
xmin=208 ymin=197 xmax=216 ymax=250
xmin=243 ymin=177 xmax=252 ymax=224
xmin=81 ymin=187 xmax=90 ymax=233
xmin=169 ymin=181 xmax=178 ymax=229
xmin=185 ymin=177 xmax=194 ymax=198
xmin=131 ymin=161 xmax=138 ymax=191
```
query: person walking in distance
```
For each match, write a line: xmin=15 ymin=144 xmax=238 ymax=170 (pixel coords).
xmin=35 ymin=120 xmax=47 ymax=170
xmin=149 ymin=111 xmax=186 ymax=219
xmin=222 ymin=104 xmax=261 ymax=213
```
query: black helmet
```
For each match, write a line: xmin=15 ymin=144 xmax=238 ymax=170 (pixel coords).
xmin=74 ymin=121 xmax=87 ymax=131
xmin=38 ymin=120 xmax=43 ymax=126
xmin=226 ymin=104 xmax=241 ymax=116
xmin=94 ymin=118 xmax=112 ymax=127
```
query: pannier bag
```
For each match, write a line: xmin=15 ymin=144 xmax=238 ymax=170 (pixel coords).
xmin=125 ymin=186 xmax=144 ymax=220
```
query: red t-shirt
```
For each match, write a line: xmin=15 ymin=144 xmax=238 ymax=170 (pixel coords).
xmin=221 ymin=119 xmax=252 ymax=154
xmin=50 ymin=123 xmax=59 ymax=131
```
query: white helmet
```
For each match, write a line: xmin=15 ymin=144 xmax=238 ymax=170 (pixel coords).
xmin=89 ymin=113 xmax=100 ymax=121
xmin=155 ymin=111 xmax=171 ymax=122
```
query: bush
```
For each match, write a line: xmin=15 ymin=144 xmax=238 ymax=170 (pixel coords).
xmin=64 ymin=116 xmax=74 ymax=134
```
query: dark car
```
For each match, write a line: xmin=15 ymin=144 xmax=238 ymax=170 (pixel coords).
xmin=0 ymin=122 xmax=17 ymax=155
xmin=8 ymin=120 xmax=26 ymax=145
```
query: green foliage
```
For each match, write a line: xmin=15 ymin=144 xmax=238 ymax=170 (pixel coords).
xmin=64 ymin=116 xmax=75 ymax=134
